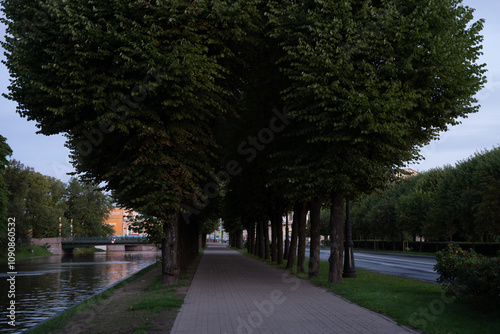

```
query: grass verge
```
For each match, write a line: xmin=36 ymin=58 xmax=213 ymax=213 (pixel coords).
xmin=27 ymin=250 xmax=203 ymax=333
xmin=237 ymin=248 xmax=500 ymax=334
xmin=0 ymin=244 xmax=53 ymax=261
xmin=26 ymin=262 xmax=159 ymax=333
xmin=130 ymin=276 xmax=184 ymax=313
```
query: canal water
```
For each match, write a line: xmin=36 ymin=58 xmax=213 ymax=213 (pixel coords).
xmin=1 ymin=250 xmax=160 ymax=333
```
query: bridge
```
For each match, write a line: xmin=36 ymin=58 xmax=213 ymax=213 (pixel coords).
xmin=30 ymin=237 xmax=156 ymax=255
xmin=61 ymin=236 xmax=150 ymax=248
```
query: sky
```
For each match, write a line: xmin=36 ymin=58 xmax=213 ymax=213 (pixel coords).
xmin=1 ymin=1 xmax=499 ymax=184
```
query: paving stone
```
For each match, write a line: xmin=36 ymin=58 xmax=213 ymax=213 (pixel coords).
xmin=171 ymin=244 xmax=417 ymax=334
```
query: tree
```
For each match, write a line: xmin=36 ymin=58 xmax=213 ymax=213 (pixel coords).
xmin=0 ymin=135 xmax=13 ymax=249
xmin=470 ymin=147 xmax=500 ymax=241
xmin=4 ymin=160 xmax=32 ymax=242
xmin=475 ymin=176 xmax=500 ymax=241
xmin=25 ymin=172 xmax=66 ymax=238
xmin=65 ymin=178 xmax=114 ymax=237
xmin=2 ymin=0 xmax=260 ymax=284
xmin=267 ymin=0 xmax=486 ymax=282
xmin=308 ymin=197 xmax=322 ymax=277
xmin=3 ymin=0 xmax=487 ymax=285
xmin=352 ymin=148 xmax=500 ymax=246
xmin=129 ymin=214 xmax=164 ymax=245
xmin=397 ymin=168 xmax=448 ymax=246
xmin=396 ymin=179 xmax=430 ymax=241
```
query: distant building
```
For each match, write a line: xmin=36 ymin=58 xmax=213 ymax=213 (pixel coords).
xmin=104 ymin=207 xmax=146 ymax=237
xmin=395 ymin=168 xmax=419 ymax=179
xmin=403 ymin=168 xmax=419 ymax=177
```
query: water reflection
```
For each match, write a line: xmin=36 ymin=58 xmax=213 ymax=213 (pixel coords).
xmin=1 ymin=251 xmax=160 ymax=333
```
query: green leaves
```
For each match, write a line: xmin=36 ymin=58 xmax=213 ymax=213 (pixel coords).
xmin=3 ymin=160 xmax=114 ymax=239
xmin=352 ymin=147 xmax=500 ymax=243
xmin=0 ymin=135 xmax=13 ymax=249
xmin=264 ymin=0 xmax=486 ymax=201
xmin=65 ymin=178 xmax=114 ymax=237
xmin=2 ymin=0 xmax=258 ymax=220
xmin=2 ymin=0 xmax=487 ymax=233
xmin=435 ymin=243 xmax=500 ymax=302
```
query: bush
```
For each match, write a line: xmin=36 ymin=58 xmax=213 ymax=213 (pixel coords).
xmin=435 ymin=243 xmax=500 ymax=302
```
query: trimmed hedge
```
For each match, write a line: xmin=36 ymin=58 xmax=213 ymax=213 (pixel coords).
xmin=435 ymin=243 xmax=500 ymax=302
xmin=352 ymin=240 xmax=500 ymax=256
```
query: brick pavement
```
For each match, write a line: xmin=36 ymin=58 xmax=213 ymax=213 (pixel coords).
xmin=171 ymin=244 xmax=417 ymax=334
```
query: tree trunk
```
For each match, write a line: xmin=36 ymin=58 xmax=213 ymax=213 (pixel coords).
xmin=308 ymin=197 xmax=322 ymax=278
xmin=270 ymin=204 xmax=284 ymax=264
xmin=189 ymin=219 xmax=200 ymax=261
xmin=263 ymin=216 xmax=270 ymax=260
xmin=162 ymin=212 xmax=180 ymax=286
xmin=257 ymin=218 xmax=264 ymax=258
xmin=177 ymin=213 xmax=187 ymax=274
xmin=235 ymin=229 xmax=243 ymax=249
xmin=202 ymin=233 xmax=207 ymax=248
xmin=246 ymin=221 xmax=255 ymax=255
xmin=270 ymin=211 xmax=277 ymax=262
xmin=276 ymin=207 xmax=284 ymax=265
xmin=328 ymin=193 xmax=344 ymax=283
xmin=296 ymin=202 xmax=307 ymax=274
xmin=284 ymin=210 xmax=289 ymax=260
xmin=287 ymin=206 xmax=299 ymax=269
xmin=254 ymin=221 xmax=259 ymax=256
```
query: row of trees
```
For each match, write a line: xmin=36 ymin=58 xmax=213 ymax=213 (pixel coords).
xmin=0 ymin=135 xmax=13 ymax=249
xmin=2 ymin=0 xmax=486 ymax=284
xmin=351 ymin=147 xmax=500 ymax=246
xmin=0 ymin=136 xmax=114 ymax=250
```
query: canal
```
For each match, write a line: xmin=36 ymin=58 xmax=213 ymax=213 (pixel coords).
xmin=1 ymin=250 xmax=160 ymax=333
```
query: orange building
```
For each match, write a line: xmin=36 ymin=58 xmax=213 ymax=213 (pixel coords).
xmin=104 ymin=207 xmax=144 ymax=237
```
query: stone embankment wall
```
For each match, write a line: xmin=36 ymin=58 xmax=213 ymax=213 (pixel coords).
xmin=107 ymin=245 xmax=125 ymax=252
xmin=125 ymin=245 xmax=157 ymax=251
xmin=30 ymin=237 xmax=64 ymax=255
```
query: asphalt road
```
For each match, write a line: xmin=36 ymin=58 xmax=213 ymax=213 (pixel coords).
xmin=305 ymin=249 xmax=439 ymax=283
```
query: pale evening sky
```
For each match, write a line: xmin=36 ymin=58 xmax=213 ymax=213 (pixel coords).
xmin=1 ymin=1 xmax=499 ymax=183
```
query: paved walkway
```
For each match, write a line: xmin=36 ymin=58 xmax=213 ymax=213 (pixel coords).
xmin=171 ymin=245 xmax=417 ymax=334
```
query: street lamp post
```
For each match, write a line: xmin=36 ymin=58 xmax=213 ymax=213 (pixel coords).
xmin=343 ymin=199 xmax=357 ymax=278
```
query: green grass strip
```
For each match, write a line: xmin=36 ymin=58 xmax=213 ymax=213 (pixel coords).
xmin=26 ymin=262 xmax=159 ymax=333
xmin=27 ymin=249 xmax=204 ymax=333
xmin=0 ymin=245 xmax=53 ymax=261
xmin=237 ymin=248 xmax=500 ymax=334
xmin=132 ymin=320 xmax=153 ymax=334
xmin=130 ymin=291 xmax=183 ymax=313
xmin=129 ymin=274 xmax=184 ymax=314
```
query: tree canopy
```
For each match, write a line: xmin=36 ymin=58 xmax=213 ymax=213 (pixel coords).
xmin=3 ymin=160 xmax=114 ymax=240
xmin=0 ymin=135 xmax=13 ymax=249
xmin=65 ymin=178 xmax=114 ymax=237
xmin=2 ymin=0 xmax=487 ymax=283
xmin=264 ymin=0 xmax=485 ymax=281
xmin=352 ymin=147 xmax=500 ymax=244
